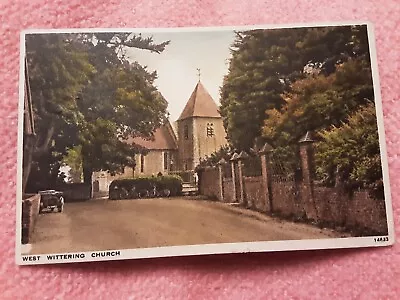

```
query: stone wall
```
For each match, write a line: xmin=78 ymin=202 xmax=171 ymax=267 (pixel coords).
xmin=244 ymin=176 xmax=265 ymax=211
xmin=348 ymin=190 xmax=388 ymax=234
xmin=270 ymin=181 xmax=303 ymax=217
xmin=314 ymin=187 xmax=388 ymax=234
xmin=198 ymin=167 xmax=220 ymax=200
xmin=222 ymin=179 xmax=234 ymax=203
xmin=314 ymin=187 xmax=346 ymax=224
xmin=197 ymin=142 xmax=388 ymax=236
xmin=176 ymin=118 xmax=195 ymax=170
xmin=192 ymin=118 xmax=228 ymax=168
xmin=21 ymin=194 xmax=40 ymax=244
xmin=60 ymin=183 xmax=91 ymax=202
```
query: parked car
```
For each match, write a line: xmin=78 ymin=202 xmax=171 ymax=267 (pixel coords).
xmin=38 ymin=190 xmax=64 ymax=213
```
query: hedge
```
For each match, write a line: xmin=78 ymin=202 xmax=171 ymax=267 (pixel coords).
xmin=109 ymin=175 xmax=183 ymax=200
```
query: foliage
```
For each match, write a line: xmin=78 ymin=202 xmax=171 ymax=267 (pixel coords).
xmin=315 ymin=102 xmax=383 ymax=197
xmin=220 ymin=25 xmax=370 ymax=151
xmin=25 ymin=146 xmax=68 ymax=192
xmin=77 ymin=63 xmax=168 ymax=181
xmin=25 ymin=32 xmax=170 ymax=191
xmin=262 ymin=58 xmax=374 ymax=169
xmin=219 ymin=24 xmax=382 ymax=192
xmin=196 ymin=145 xmax=233 ymax=168
xmin=109 ymin=175 xmax=183 ymax=199
xmin=62 ymin=145 xmax=83 ymax=183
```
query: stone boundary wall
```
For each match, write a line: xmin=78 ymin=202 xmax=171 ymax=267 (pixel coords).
xmin=243 ymin=176 xmax=265 ymax=211
xmin=222 ymin=179 xmax=234 ymax=203
xmin=315 ymin=187 xmax=388 ymax=234
xmin=270 ymin=181 xmax=303 ymax=217
xmin=198 ymin=167 xmax=220 ymax=200
xmin=21 ymin=194 xmax=40 ymax=244
xmin=197 ymin=138 xmax=388 ymax=236
xmin=60 ymin=183 xmax=91 ymax=202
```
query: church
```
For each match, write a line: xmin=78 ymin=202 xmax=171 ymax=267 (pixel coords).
xmin=92 ymin=80 xmax=228 ymax=192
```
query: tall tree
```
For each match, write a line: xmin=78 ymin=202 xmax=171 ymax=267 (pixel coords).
xmin=220 ymin=25 xmax=370 ymax=151
xmin=25 ymin=32 xmax=170 ymax=192
xmin=25 ymin=34 xmax=95 ymax=192
xmin=262 ymin=57 xmax=374 ymax=170
xmin=263 ymin=57 xmax=373 ymax=144
xmin=75 ymin=33 xmax=170 ymax=184
xmin=315 ymin=102 xmax=382 ymax=196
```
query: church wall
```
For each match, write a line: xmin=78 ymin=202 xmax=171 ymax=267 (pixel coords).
xmin=93 ymin=150 xmax=177 ymax=192
xmin=176 ymin=119 xmax=195 ymax=170
xmin=135 ymin=150 xmax=175 ymax=177
xmin=192 ymin=117 xmax=228 ymax=167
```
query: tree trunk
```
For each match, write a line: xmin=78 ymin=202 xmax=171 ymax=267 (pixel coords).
xmin=83 ymin=166 xmax=93 ymax=198
xmin=82 ymin=161 xmax=93 ymax=199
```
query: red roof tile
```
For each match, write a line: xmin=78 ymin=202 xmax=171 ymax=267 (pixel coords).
xmin=127 ymin=122 xmax=178 ymax=150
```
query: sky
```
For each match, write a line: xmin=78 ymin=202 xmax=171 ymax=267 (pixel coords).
xmin=125 ymin=30 xmax=236 ymax=121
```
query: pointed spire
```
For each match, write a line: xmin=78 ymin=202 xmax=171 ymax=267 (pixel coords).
xmin=177 ymin=81 xmax=221 ymax=121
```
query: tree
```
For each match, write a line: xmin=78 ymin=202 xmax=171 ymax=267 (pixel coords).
xmin=262 ymin=58 xmax=373 ymax=165
xmin=62 ymin=145 xmax=83 ymax=183
xmin=25 ymin=32 xmax=170 ymax=192
xmin=25 ymin=34 xmax=95 ymax=192
xmin=196 ymin=145 xmax=233 ymax=168
xmin=220 ymin=25 xmax=370 ymax=151
xmin=77 ymin=62 xmax=169 ymax=184
xmin=315 ymin=102 xmax=383 ymax=197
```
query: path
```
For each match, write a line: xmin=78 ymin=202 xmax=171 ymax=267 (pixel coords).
xmin=28 ymin=197 xmax=343 ymax=254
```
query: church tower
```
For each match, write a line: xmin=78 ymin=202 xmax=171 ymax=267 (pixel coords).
xmin=176 ymin=80 xmax=227 ymax=171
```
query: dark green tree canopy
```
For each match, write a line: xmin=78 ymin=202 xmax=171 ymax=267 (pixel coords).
xmin=220 ymin=25 xmax=370 ymax=151
xmin=218 ymin=25 xmax=381 ymax=194
xmin=25 ymin=32 xmax=170 ymax=191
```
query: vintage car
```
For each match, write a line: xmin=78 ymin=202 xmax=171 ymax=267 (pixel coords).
xmin=38 ymin=190 xmax=64 ymax=213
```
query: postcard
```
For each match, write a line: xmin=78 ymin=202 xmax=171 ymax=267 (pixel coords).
xmin=17 ymin=22 xmax=394 ymax=265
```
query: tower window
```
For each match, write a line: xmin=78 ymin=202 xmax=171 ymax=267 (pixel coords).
xmin=184 ymin=124 xmax=189 ymax=139
xmin=206 ymin=123 xmax=214 ymax=137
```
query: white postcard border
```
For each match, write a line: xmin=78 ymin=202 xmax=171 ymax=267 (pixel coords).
xmin=16 ymin=22 xmax=395 ymax=266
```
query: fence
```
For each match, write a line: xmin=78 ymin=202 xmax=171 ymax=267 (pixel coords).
xmin=197 ymin=133 xmax=388 ymax=236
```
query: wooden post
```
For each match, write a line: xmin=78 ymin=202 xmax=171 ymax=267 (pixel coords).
xmin=259 ymin=143 xmax=273 ymax=213
xmin=237 ymin=151 xmax=249 ymax=207
xmin=299 ymin=131 xmax=319 ymax=221
xmin=230 ymin=153 xmax=239 ymax=203
xmin=217 ymin=158 xmax=227 ymax=202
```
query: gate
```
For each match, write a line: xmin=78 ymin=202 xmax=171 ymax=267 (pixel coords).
xmin=169 ymin=170 xmax=198 ymax=195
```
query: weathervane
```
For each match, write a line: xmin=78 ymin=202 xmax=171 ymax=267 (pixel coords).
xmin=196 ymin=68 xmax=201 ymax=81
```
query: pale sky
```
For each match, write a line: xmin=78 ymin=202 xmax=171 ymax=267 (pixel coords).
xmin=125 ymin=30 xmax=236 ymax=121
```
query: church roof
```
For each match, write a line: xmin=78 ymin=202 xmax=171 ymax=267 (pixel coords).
xmin=127 ymin=122 xmax=178 ymax=150
xmin=177 ymin=81 xmax=221 ymax=121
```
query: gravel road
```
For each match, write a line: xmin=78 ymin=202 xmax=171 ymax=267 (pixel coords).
xmin=28 ymin=197 xmax=342 ymax=254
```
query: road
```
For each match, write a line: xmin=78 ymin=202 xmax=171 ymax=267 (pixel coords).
xmin=27 ymin=197 xmax=343 ymax=254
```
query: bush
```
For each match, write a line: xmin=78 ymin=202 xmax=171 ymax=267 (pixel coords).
xmin=109 ymin=175 xmax=183 ymax=200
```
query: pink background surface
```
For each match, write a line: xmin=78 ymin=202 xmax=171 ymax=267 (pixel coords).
xmin=1 ymin=0 xmax=399 ymax=298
